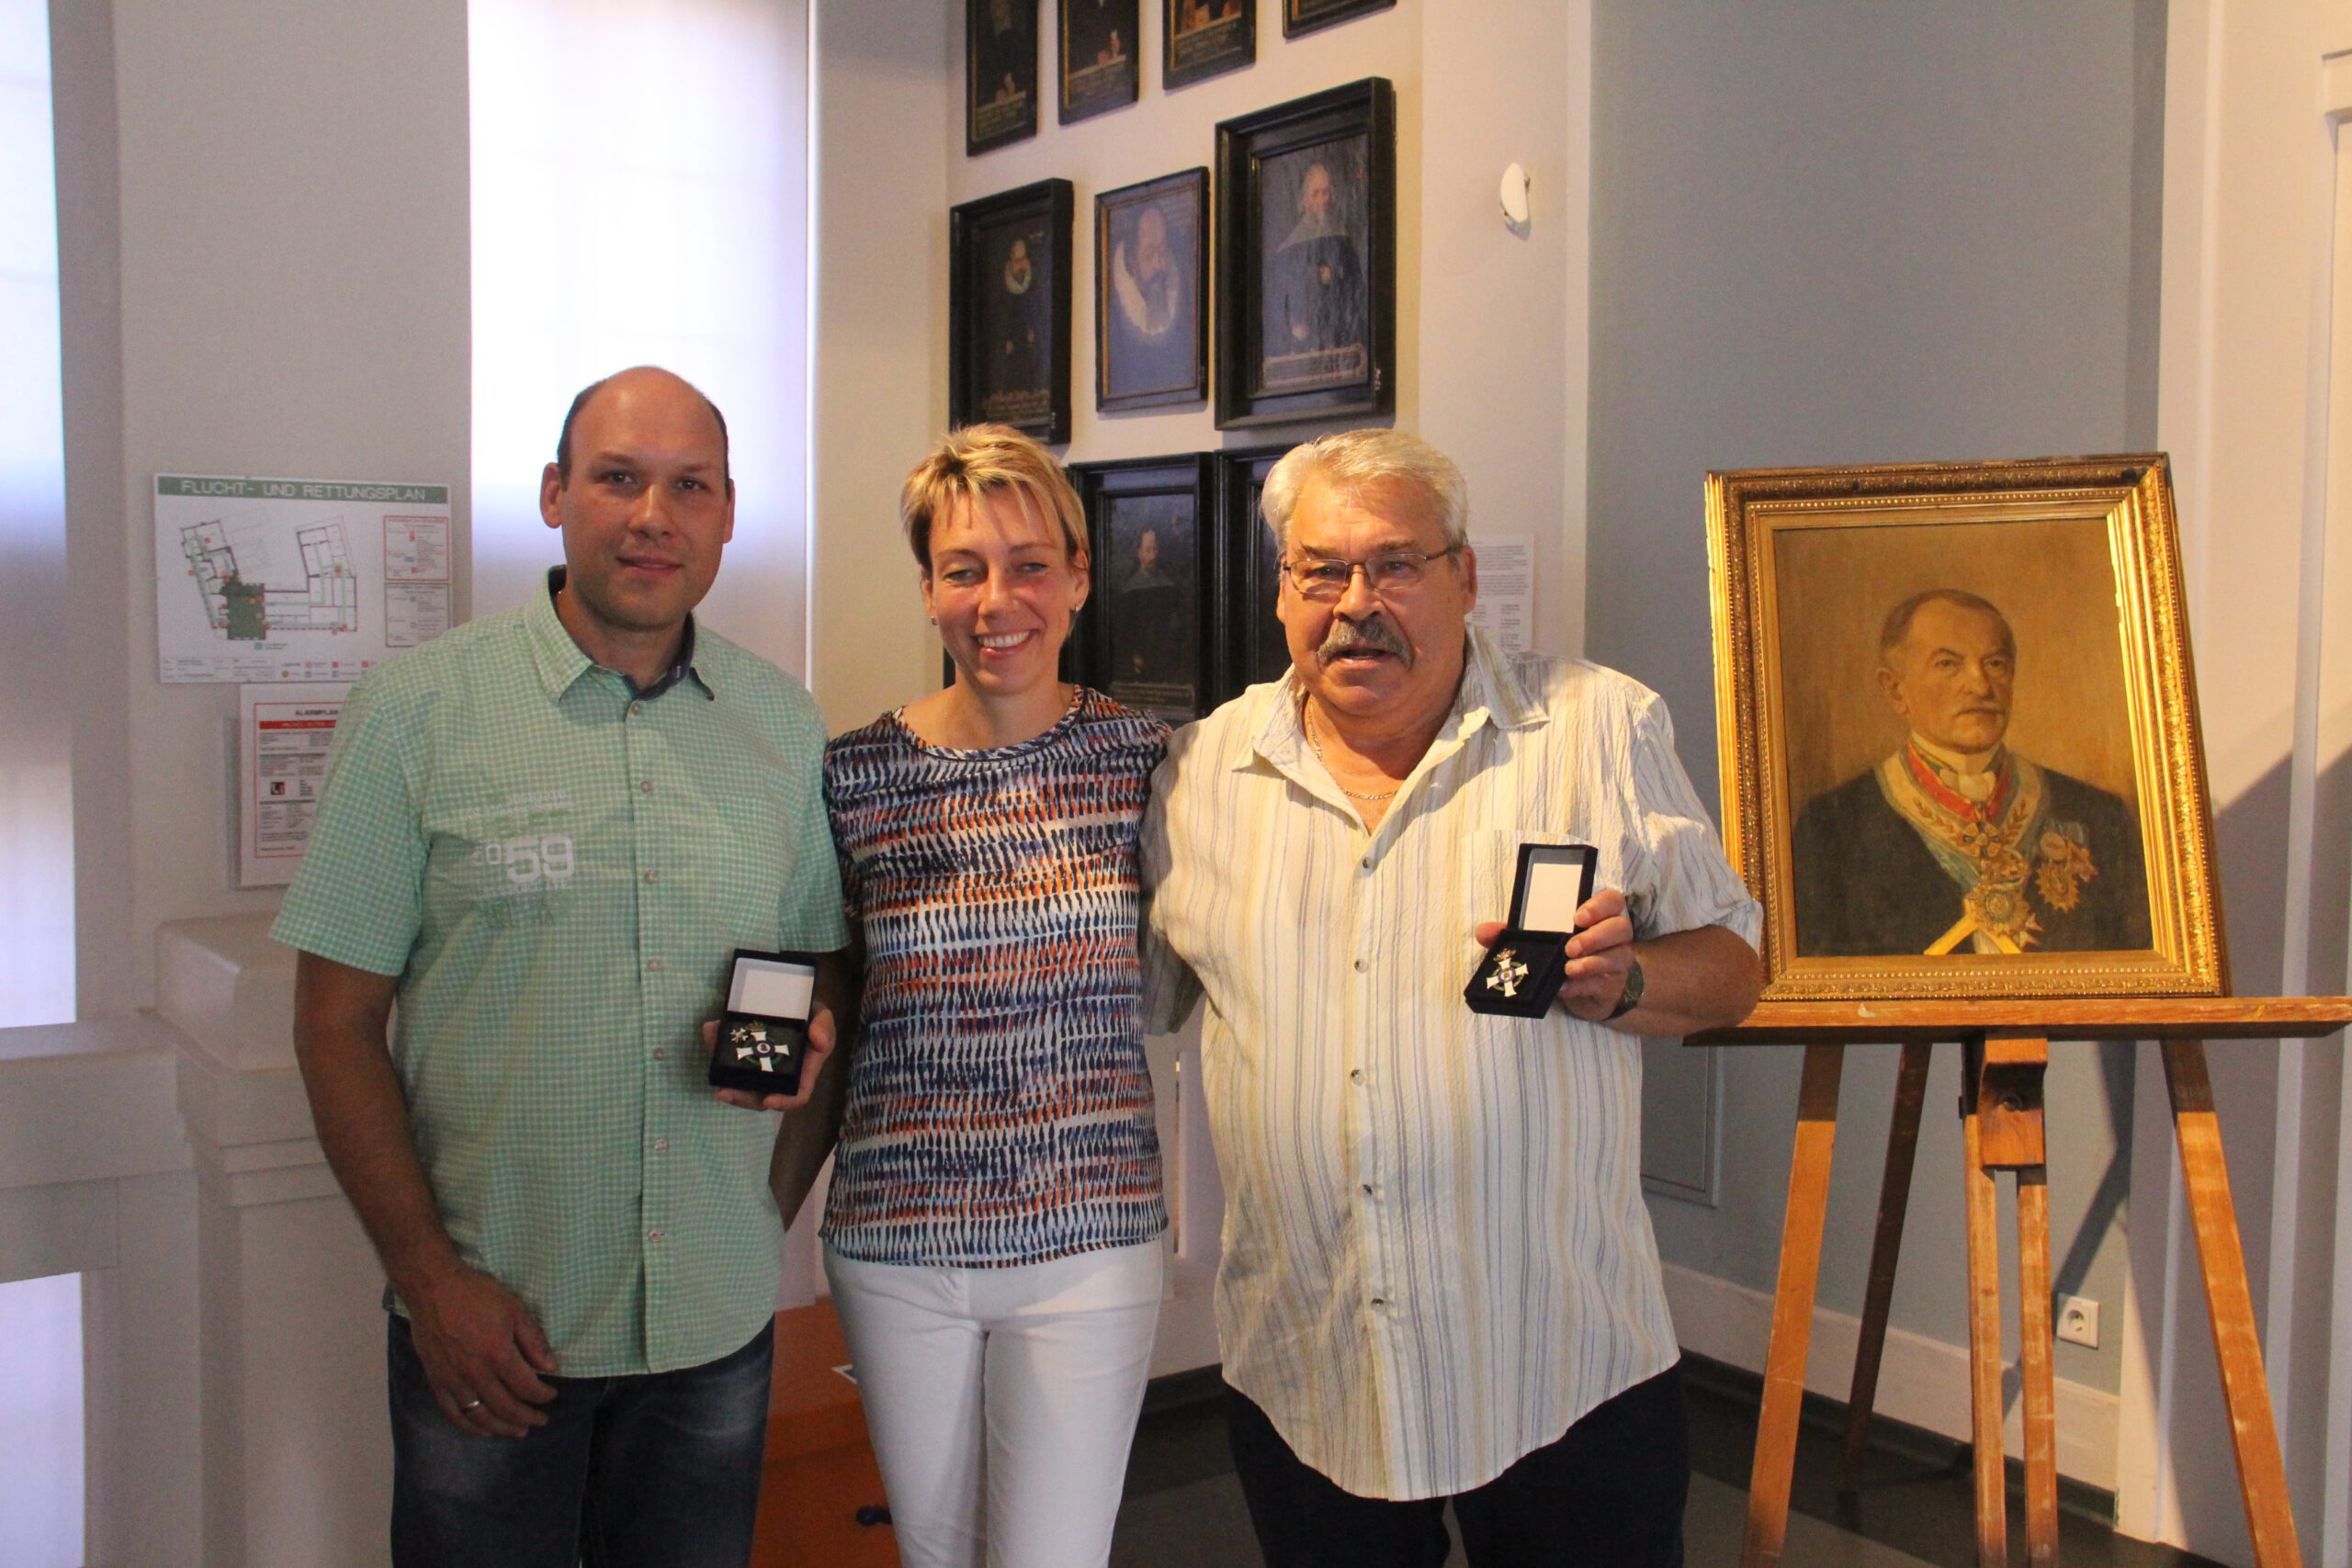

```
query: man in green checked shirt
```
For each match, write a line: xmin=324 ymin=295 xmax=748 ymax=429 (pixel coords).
xmin=273 ymin=367 xmax=847 ymax=1568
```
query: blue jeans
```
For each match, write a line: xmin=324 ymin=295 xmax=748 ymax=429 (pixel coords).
xmin=388 ymin=1313 xmax=774 ymax=1568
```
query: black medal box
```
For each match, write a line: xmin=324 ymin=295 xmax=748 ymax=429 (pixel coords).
xmin=1464 ymin=843 xmax=1598 ymax=1018
xmin=708 ymin=949 xmax=822 ymax=1097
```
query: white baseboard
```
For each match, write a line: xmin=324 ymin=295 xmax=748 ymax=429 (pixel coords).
xmin=1662 ymin=1261 xmax=2119 ymax=1493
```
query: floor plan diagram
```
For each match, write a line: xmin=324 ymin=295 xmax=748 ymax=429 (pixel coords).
xmin=178 ymin=515 xmax=360 ymax=640
xmin=156 ymin=474 xmax=450 ymax=682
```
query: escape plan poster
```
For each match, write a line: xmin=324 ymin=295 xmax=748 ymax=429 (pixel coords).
xmin=154 ymin=474 xmax=453 ymax=682
xmin=238 ymin=682 xmax=348 ymax=887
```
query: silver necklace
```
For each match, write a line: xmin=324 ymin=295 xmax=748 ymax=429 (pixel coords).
xmin=1304 ymin=704 xmax=1399 ymax=803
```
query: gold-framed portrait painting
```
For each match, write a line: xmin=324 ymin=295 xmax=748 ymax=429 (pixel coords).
xmin=1707 ymin=455 xmax=2225 ymax=1000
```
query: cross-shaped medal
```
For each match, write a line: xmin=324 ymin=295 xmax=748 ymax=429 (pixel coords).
xmin=733 ymin=1028 xmax=779 ymax=1071
xmin=1487 ymin=948 xmax=1529 ymax=998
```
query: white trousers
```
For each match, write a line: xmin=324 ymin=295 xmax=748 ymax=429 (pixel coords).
xmin=823 ymin=1237 xmax=1164 ymax=1568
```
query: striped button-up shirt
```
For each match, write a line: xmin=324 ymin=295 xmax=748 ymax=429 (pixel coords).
xmin=273 ymin=571 xmax=846 ymax=1377
xmin=1139 ymin=629 xmax=1759 ymax=1498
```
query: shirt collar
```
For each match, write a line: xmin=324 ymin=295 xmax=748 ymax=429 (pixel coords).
xmin=1906 ymin=730 xmax=2006 ymax=781
xmin=526 ymin=566 xmax=712 ymax=703
xmin=1453 ymin=626 xmax=1546 ymax=734
xmin=1243 ymin=626 xmax=1544 ymax=774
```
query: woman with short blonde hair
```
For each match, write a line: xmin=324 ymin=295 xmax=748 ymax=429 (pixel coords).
xmin=897 ymin=422 xmax=1091 ymax=570
xmin=819 ymin=423 xmax=1168 ymax=1568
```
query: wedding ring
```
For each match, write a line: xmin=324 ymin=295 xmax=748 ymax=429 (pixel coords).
xmin=459 ymin=1397 xmax=485 ymax=1411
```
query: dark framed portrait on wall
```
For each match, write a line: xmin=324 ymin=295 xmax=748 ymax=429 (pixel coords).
xmin=1058 ymin=0 xmax=1140 ymax=123
xmin=1165 ymin=0 xmax=1254 ymax=89
xmin=950 ymin=179 xmax=1074 ymax=445
xmin=967 ymin=0 xmax=1039 ymax=155
xmin=1096 ymin=169 xmax=1208 ymax=412
xmin=1708 ymin=454 xmax=2224 ymax=1001
xmin=1072 ymin=455 xmax=1216 ymax=725
xmin=1282 ymin=0 xmax=1393 ymax=39
xmin=1215 ymin=78 xmax=1395 ymax=428
xmin=1210 ymin=443 xmax=1297 ymax=703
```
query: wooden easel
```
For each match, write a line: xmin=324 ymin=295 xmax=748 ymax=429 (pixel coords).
xmin=1690 ymin=998 xmax=2352 ymax=1568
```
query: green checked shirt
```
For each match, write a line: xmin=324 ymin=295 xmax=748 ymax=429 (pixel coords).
xmin=273 ymin=570 xmax=846 ymax=1376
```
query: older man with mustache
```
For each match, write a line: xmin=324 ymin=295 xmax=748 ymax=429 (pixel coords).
xmin=1138 ymin=430 xmax=1762 ymax=1568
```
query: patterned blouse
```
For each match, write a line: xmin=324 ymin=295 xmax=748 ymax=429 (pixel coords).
xmin=820 ymin=687 xmax=1170 ymax=1268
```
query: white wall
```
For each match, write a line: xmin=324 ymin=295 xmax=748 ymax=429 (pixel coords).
xmin=808 ymin=0 xmax=954 ymax=733
xmin=2120 ymin=4 xmax=2352 ymax=1561
xmin=1589 ymin=0 xmax=2165 ymax=1486
xmin=1416 ymin=5 xmax=1589 ymax=656
xmin=55 ymin=0 xmax=473 ymax=1014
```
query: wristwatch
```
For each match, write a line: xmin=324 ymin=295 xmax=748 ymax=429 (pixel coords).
xmin=1604 ymin=957 xmax=1646 ymax=1021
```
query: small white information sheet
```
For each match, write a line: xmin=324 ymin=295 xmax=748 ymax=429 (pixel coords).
xmin=383 ymin=513 xmax=454 ymax=648
xmin=1465 ymin=535 xmax=1534 ymax=655
xmin=155 ymin=475 xmax=453 ymax=682
xmin=239 ymin=682 xmax=349 ymax=887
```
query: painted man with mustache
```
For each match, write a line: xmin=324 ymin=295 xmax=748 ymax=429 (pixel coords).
xmin=1138 ymin=430 xmax=1761 ymax=1566
xmin=1791 ymin=588 xmax=2152 ymax=957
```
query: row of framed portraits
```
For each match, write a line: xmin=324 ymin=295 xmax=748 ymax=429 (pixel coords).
xmin=968 ymin=0 xmax=1396 ymax=154
xmin=950 ymin=77 xmax=1396 ymax=440
xmin=956 ymin=446 xmax=1295 ymax=726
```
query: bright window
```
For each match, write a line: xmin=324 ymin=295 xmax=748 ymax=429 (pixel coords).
xmin=469 ymin=0 xmax=811 ymax=676
xmin=0 ymin=0 xmax=73 ymax=1028
xmin=0 ymin=1273 xmax=84 ymax=1568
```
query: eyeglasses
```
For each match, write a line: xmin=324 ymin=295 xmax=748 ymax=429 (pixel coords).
xmin=1283 ymin=547 xmax=1459 ymax=601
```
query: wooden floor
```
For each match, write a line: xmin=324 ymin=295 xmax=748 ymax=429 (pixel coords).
xmin=1113 ymin=1469 xmax=1935 ymax=1568
xmin=1107 ymin=1359 xmax=2231 ymax=1568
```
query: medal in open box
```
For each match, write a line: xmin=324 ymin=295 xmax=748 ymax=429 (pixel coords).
xmin=1465 ymin=843 xmax=1598 ymax=1018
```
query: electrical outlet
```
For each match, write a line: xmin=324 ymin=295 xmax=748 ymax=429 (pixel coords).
xmin=2056 ymin=1294 xmax=2100 ymax=1348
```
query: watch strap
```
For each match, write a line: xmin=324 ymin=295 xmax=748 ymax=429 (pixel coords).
xmin=1604 ymin=956 xmax=1645 ymax=1021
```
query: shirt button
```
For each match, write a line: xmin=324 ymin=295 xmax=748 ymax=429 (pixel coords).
xmin=1353 ymin=958 xmax=1367 ymax=973
xmin=1361 ymin=1183 xmax=1374 ymax=1195
xmin=647 ymin=958 xmax=663 ymax=972
xmin=629 ymin=701 xmax=643 ymax=716
xmin=1360 ymin=856 xmax=1373 ymax=870
xmin=648 ymin=1229 xmax=664 ymax=1242
xmin=653 ymin=1137 xmax=669 ymax=1153
xmin=1370 ymin=1296 xmax=1387 ymax=1308
xmin=652 ymin=1048 xmax=668 ymax=1062
xmin=1351 ymin=1068 xmax=1365 ymax=1084
xmin=639 ymin=778 xmax=653 ymax=793
xmin=643 ymin=870 xmax=658 ymax=885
